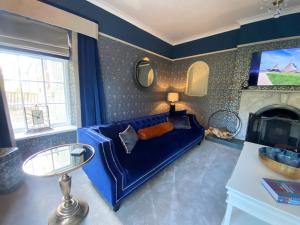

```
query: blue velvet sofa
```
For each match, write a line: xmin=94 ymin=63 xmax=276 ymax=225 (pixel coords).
xmin=77 ymin=113 xmax=204 ymax=211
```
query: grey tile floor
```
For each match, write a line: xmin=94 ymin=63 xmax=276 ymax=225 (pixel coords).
xmin=0 ymin=140 xmax=240 ymax=225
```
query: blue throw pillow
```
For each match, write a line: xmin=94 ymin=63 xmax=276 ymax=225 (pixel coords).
xmin=119 ymin=125 xmax=138 ymax=154
xmin=168 ymin=116 xmax=191 ymax=129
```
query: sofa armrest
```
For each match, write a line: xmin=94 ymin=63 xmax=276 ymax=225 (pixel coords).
xmin=77 ymin=128 xmax=124 ymax=207
xmin=188 ymin=114 xmax=204 ymax=130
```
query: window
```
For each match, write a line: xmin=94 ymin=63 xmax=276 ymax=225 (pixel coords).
xmin=0 ymin=50 xmax=71 ymax=134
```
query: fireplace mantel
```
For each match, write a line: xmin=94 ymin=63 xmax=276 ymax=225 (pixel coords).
xmin=241 ymin=89 xmax=300 ymax=94
xmin=237 ymin=89 xmax=300 ymax=140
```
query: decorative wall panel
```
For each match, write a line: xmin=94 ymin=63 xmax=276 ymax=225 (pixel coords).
xmin=170 ymin=50 xmax=237 ymax=128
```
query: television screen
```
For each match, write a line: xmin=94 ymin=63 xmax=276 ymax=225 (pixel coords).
xmin=249 ymin=48 xmax=300 ymax=86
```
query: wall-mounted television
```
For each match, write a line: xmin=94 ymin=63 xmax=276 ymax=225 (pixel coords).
xmin=249 ymin=47 xmax=300 ymax=86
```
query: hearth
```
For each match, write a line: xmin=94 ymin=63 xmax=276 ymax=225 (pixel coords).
xmin=246 ymin=104 xmax=300 ymax=152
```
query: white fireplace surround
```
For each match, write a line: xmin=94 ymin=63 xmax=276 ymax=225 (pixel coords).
xmin=237 ymin=89 xmax=300 ymax=140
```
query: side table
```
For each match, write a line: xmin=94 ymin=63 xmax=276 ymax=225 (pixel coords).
xmin=23 ymin=143 xmax=95 ymax=225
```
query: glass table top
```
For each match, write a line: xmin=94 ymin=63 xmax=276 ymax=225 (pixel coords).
xmin=23 ymin=144 xmax=95 ymax=177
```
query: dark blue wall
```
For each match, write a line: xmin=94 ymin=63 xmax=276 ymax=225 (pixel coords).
xmin=42 ymin=0 xmax=173 ymax=58
xmin=238 ymin=13 xmax=300 ymax=45
xmin=171 ymin=29 xmax=239 ymax=59
xmin=43 ymin=0 xmax=300 ymax=59
xmin=173 ymin=13 xmax=300 ymax=58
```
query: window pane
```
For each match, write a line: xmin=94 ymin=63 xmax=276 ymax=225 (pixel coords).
xmin=48 ymin=104 xmax=67 ymax=124
xmin=4 ymin=80 xmax=22 ymax=105
xmin=0 ymin=53 xmax=19 ymax=80
xmin=44 ymin=60 xmax=64 ymax=83
xmin=1 ymin=50 xmax=71 ymax=134
xmin=8 ymin=105 xmax=25 ymax=130
xmin=19 ymin=55 xmax=43 ymax=81
xmin=45 ymin=82 xmax=65 ymax=103
xmin=21 ymin=81 xmax=46 ymax=105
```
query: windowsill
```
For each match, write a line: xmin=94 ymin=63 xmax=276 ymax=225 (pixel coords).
xmin=15 ymin=126 xmax=77 ymax=141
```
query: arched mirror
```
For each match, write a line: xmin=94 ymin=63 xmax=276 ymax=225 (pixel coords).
xmin=135 ymin=57 xmax=157 ymax=88
xmin=185 ymin=61 xmax=209 ymax=97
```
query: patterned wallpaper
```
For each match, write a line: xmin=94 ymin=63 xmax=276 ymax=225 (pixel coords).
xmin=98 ymin=35 xmax=173 ymax=122
xmin=170 ymin=50 xmax=238 ymax=129
xmin=98 ymin=35 xmax=242 ymax=128
xmin=17 ymin=35 xmax=300 ymax=158
xmin=15 ymin=35 xmax=174 ymax=159
xmin=170 ymin=37 xmax=300 ymax=131
xmin=16 ymin=131 xmax=77 ymax=159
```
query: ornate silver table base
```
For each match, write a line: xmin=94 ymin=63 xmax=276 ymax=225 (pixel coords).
xmin=48 ymin=174 xmax=89 ymax=225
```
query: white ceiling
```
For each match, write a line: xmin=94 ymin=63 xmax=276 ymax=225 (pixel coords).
xmin=87 ymin=0 xmax=300 ymax=45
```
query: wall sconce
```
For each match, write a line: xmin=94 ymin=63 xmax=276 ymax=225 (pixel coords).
xmin=167 ymin=92 xmax=179 ymax=113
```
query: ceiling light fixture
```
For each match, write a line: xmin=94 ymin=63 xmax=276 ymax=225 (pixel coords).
xmin=260 ymin=0 xmax=288 ymax=19
xmin=272 ymin=0 xmax=284 ymax=18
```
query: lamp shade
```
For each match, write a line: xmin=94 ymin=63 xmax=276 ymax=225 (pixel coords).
xmin=167 ymin=92 xmax=179 ymax=103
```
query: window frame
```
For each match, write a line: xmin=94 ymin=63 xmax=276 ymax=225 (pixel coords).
xmin=0 ymin=48 xmax=72 ymax=134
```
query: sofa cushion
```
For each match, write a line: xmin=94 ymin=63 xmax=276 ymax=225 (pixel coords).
xmin=117 ymin=130 xmax=180 ymax=182
xmin=123 ymin=128 xmax=204 ymax=184
xmin=137 ymin=122 xmax=174 ymax=140
xmin=174 ymin=129 xmax=200 ymax=147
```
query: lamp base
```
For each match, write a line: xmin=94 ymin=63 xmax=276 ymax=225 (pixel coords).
xmin=169 ymin=104 xmax=176 ymax=114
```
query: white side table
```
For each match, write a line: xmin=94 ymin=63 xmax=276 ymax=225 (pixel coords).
xmin=222 ymin=142 xmax=300 ymax=225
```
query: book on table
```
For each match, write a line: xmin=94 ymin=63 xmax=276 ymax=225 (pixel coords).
xmin=262 ymin=178 xmax=300 ymax=205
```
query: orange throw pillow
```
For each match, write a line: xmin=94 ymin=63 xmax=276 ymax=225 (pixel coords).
xmin=138 ymin=122 xmax=174 ymax=140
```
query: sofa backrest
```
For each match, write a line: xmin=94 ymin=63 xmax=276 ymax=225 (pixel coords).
xmin=95 ymin=112 xmax=168 ymax=147
xmin=115 ymin=113 xmax=168 ymax=131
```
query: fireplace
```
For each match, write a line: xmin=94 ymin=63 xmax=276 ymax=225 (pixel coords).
xmin=246 ymin=104 xmax=300 ymax=151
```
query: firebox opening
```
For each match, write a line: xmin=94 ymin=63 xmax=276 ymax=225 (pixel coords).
xmin=246 ymin=104 xmax=300 ymax=152
xmin=256 ymin=105 xmax=300 ymax=120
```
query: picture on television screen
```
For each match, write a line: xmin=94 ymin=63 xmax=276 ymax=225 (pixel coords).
xmin=249 ymin=48 xmax=300 ymax=86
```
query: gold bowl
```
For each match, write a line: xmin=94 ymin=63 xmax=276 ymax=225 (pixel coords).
xmin=259 ymin=152 xmax=300 ymax=180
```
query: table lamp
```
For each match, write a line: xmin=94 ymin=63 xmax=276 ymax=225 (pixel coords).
xmin=167 ymin=92 xmax=179 ymax=113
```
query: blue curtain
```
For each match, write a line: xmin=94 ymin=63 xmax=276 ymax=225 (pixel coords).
xmin=78 ymin=33 xmax=106 ymax=127
xmin=0 ymin=68 xmax=15 ymax=148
